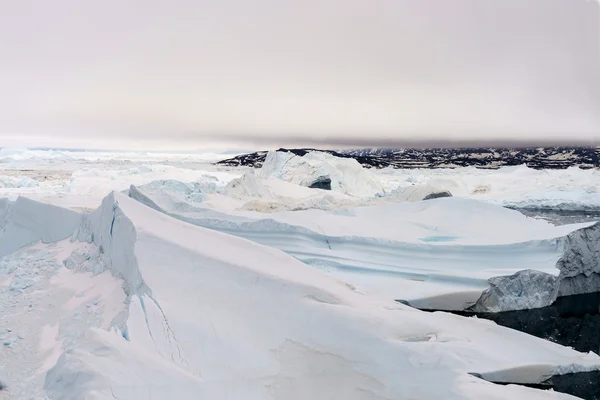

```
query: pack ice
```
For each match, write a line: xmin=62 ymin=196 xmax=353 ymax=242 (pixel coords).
xmin=1 ymin=192 xmax=599 ymax=399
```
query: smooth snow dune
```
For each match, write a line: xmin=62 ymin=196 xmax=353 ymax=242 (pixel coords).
xmin=42 ymin=192 xmax=599 ymax=399
xmin=128 ymin=186 xmax=600 ymax=309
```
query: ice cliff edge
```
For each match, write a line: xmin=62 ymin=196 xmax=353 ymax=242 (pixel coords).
xmin=73 ymin=192 xmax=148 ymax=296
xmin=0 ymin=196 xmax=82 ymax=259
xmin=473 ymin=222 xmax=600 ymax=312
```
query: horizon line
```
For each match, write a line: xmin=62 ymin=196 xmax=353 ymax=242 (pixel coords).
xmin=1 ymin=138 xmax=599 ymax=153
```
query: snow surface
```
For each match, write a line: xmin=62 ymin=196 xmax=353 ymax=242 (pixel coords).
xmin=0 ymin=239 xmax=125 ymax=399
xmin=1 ymin=148 xmax=600 ymax=399
xmin=0 ymin=149 xmax=242 ymax=211
xmin=42 ymin=194 xmax=600 ymax=398
xmin=0 ymin=193 xmax=595 ymax=399
xmin=378 ymin=164 xmax=600 ymax=211
xmin=1 ymin=148 xmax=599 ymax=212
xmin=129 ymin=183 xmax=600 ymax=311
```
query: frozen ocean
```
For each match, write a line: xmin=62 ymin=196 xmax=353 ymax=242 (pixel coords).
xmin=0 ymin=147 xmax=599 ymax=400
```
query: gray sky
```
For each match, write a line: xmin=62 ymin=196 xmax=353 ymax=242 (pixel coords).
xmin=1 ymin=0 xmax=599 ymax=150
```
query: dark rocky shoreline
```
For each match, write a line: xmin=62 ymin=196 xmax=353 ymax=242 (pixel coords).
xmin=217 ymin=146 xmax=600 ymax=170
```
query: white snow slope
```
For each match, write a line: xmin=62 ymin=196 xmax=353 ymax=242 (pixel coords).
xmin=1 ymin=193 xmax=599 ymax=399
xmin=129 ymin=183 xmax=600 ymax=312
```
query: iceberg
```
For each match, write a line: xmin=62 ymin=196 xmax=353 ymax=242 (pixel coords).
xmin=1 ymin=147 xmax=599 ymax=398
xmin=0 ymin=197 xmax=82 ymax=258
xmin=0 ymin=193 xmax=598 ymax=399
xmin=128 ymin=184 xmax=600 ymax=313
xmin=2 ymin=148 xmax=598 ymax=215
xmin=259 ymin=150 xmax=385 ymax=197
xmin=223 ymin=170 xmax=272 ymax=199
xmin=379 ymin=165 xmax=600 ymax=212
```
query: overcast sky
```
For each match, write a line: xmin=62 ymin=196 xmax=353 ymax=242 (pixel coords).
xmin=1 ymin=0 xmax=599 ymax=150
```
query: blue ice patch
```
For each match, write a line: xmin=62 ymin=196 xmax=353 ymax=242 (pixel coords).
xmin=419 ymin=236 xmax=459 ymax=243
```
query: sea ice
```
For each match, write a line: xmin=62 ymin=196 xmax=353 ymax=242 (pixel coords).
xmin=0 ymin=148 xmax=598 ymax=399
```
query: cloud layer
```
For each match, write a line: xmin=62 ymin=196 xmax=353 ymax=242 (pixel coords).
xmin=1 ymin=0 xmax=599 ymax=149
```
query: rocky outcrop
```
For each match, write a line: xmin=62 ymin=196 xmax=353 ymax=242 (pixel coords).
xmin=217 ymin=146 xmax=600 ymax=170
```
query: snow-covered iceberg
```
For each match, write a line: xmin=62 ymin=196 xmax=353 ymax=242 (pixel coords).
xmin=2 ymin=149 xmax=598 ymax=215
xmin=259 ymin=150 xmax=385 ymax=197
xmin=127 ymin=184 xmax=600 ymax=313
xmin=223 ymin=170 xmax=272 ymax=199
xmin=0 ymin=197 xmax=82 ymax=258
xmin=378 ymin=165 xmax=600 ymax=212
xmin=1 ymin=193 xmax=599 ymax=399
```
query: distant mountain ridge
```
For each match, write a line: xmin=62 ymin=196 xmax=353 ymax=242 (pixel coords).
xmin=216 ymin=146 xmax=600 ymax=170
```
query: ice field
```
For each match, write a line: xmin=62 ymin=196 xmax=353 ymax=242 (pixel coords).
xmin=1 ymin=148 xmax=599 ymax=399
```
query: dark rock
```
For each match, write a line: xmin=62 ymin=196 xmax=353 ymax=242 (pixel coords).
xmin=423 ymin=191 xmax=453 ymax=200
xmin=216 ymin=146 xmax=600 ymax=170
xmin=309 ymin=176 xmax=332 ymax=190
xmin=0 ymin=380 xmax=5 ymax=391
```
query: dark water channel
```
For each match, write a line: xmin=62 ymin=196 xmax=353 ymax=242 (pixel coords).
xmin=453 ymin=292 xmax=600 ymax=355
xmin=407 ymin=292 xmax=600 ymax=399
xmin=408 ymin=206 xmax=600 ymax=399
xmin=513 ymin=208 xmax=600 ymax=226
xmin=470 ymin=370 xmax=600 ymax=400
